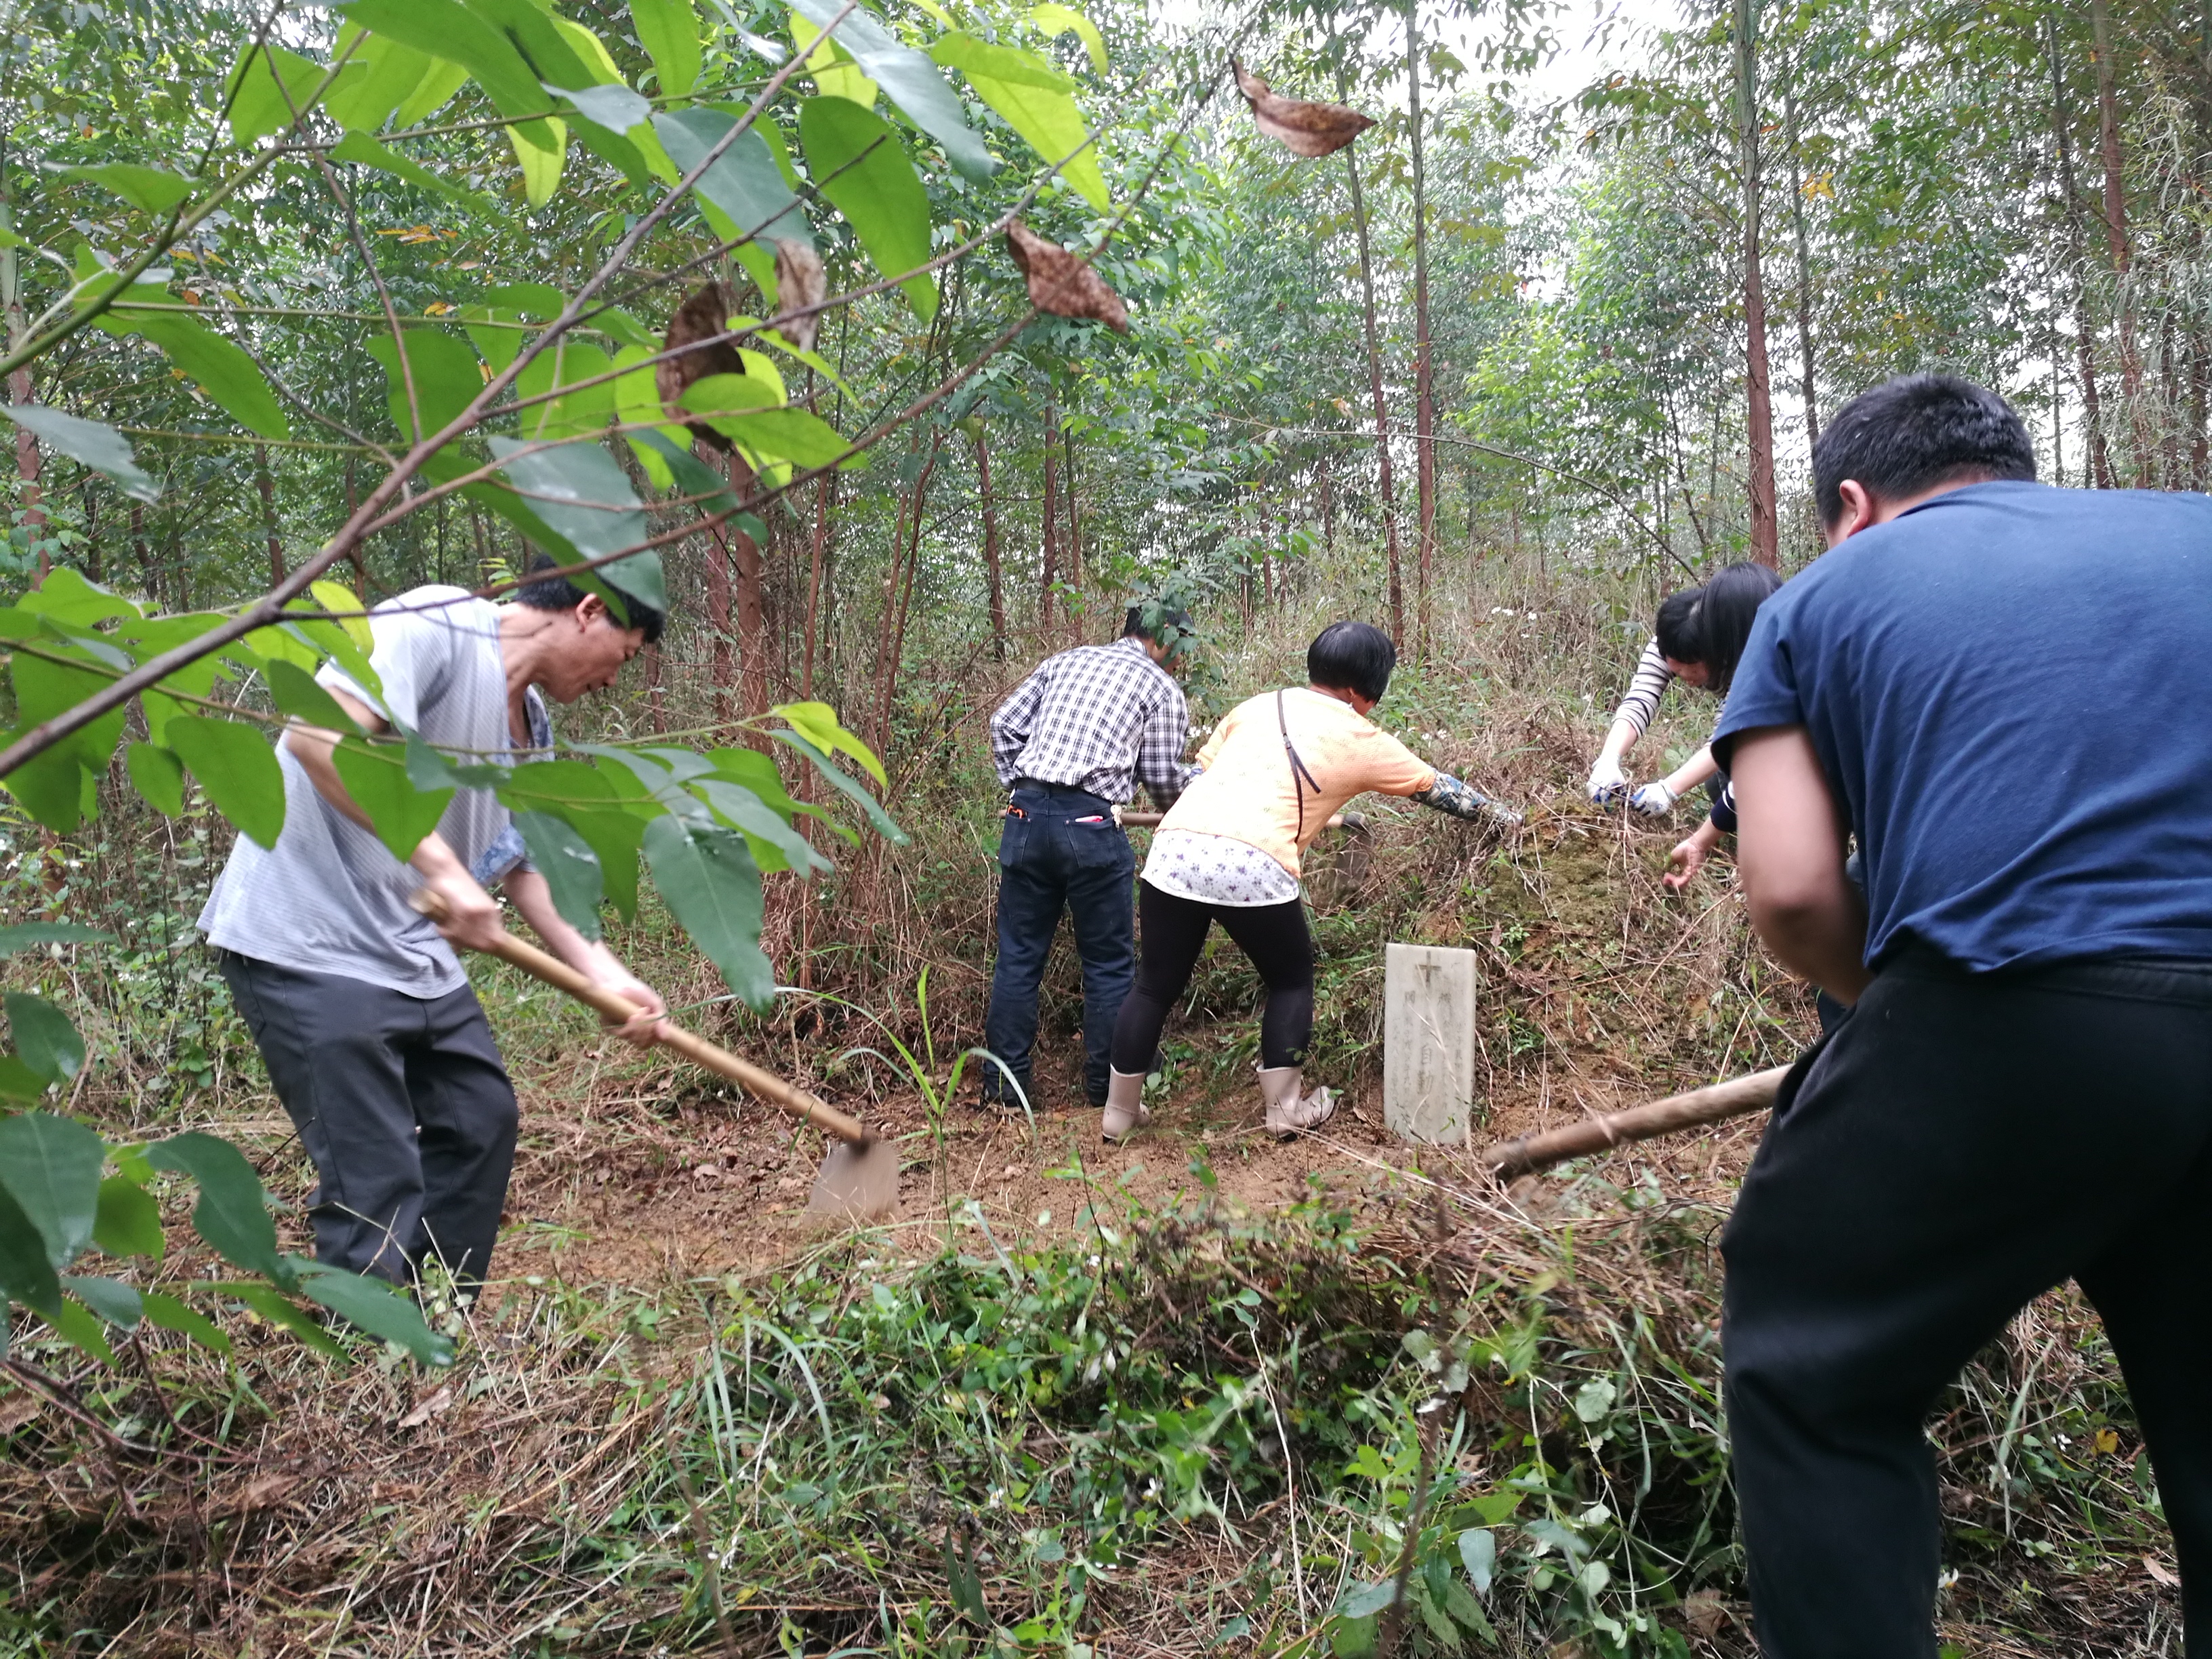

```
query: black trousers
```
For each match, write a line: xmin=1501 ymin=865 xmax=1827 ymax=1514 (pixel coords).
xmin=1109 ymin=882 xmax=1313 ymax=1073
xmin=983 ymin=783 xmax=1136 ymax=1105
xmin=220 ymin=952 xmax=519 ymax=1288
xmin=1722 ymin=949 xmax=2212 ymax=1654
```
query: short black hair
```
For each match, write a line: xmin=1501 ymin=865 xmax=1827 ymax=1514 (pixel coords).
xmin=1813 ymin=373 xmax=2036 ymax=528
xmin=1697 ymin=561 xmax=1784 ymax=693
xmin=1307 ymin=620 xmax=1397 ymax=703
xmin=1654 ymin=586 xmax=1703 ymax=663
xmin=517 ymin=554 xmax=666 ymax=644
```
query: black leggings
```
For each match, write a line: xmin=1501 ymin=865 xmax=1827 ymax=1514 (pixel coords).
xmin=1109 ymin=882 xmax=1314 ymax=1072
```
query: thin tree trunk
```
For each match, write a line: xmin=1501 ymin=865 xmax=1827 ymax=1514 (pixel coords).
xmin=1407 ymin=0 xmax=1437 ymax=647
xmin=1736 ymin=0 xmax=1780 ymax=567
xmin=643 ymin=642 xmax=667 ymax=733
xmin=81 ymin=491 xmax=98 ymax=583
xmin=255 ymin=445 xmax=285 ymax=586
xmin=1317 ymin=459 xmax=1334 ymax=556
xmin=2192 ymin=329 xmax=2209 ymax=488
xmin=1784 ymin=82 xmax=1820 ymax=449
xmin=344 ymin=455 xmax=367 ymax=595
xmin=2162 ymin=312 xmax=2180 ymax=488
xmin=1340 ymin=65 xmax=1404 ymax=643
xmin=803 ymin=472 xmax=833 ymax=696
xmin=1063 ymin=422 xmax=1082 ymax=639
xmin=722 ymin=450 xmax=769 ymax=724
xmin=975 ymin=429 xmax=1008 ymax=660
xmin=1040 ymin=392 xmax=1059 ymax=632
xmin=703 ymin=476 xmax=735 ymax=731
xmin=2091 ymin=0 xmax=2146 ymax=483
xmin=873 ymin=434 xmax=940 ymax=754
xmin=2051 ymin=11 xmax=2115 ymax=488
xmin=1 ymin=209 xmax=43 ymax=581
xmin=131 ymin=501 xmax=157 ymax=609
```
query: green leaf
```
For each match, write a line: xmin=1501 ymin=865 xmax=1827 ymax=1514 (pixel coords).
xmin=142 ymin=1288 xmax=230 ymax=1353
xmin=516 ymin=338 xmax=613 ymax=441
xmin=690 ymin=405 xmax=853 ymax=468
xmin=0 ymin=923 xmax=111 ymax=954
xmin=1456 ymin=1528 xmax=1495 ymax=1596
xmin=1341 ymin=1581 xmax=1398 ymax=1620
xmin=786 ymin=0 xmax=992 ymax=180
xmin=339 ymin=0 xmax=554 ymax=134
xmin=331 ymin=131 xmax=497 ymax=219
xmin=643 ymin=816 xmax=773 ymax=1009
xmin=333 ymin=737 xmax=453 ymax=863
xmin=0 ymin=1180 xmax=61 ymax=1316
xmin=92 ymin=1176 xmax=164 ymax=1261
xmin=18 ymin=569 xmax=140 ymax=628
xmin=691 ymin=777 xmax=825 ymax=877
xmin=930 ymin=33 xmax=1106 ymax=211
xmin=0 ymin=1110 xmax=101 ymax=1265
xmin=508 ymin=115 xmax=569 ymax=206
xmin=1330 ymin=1613 xmax=1378 ymax=1659
xmin=654 ymin=108 xmax=813 ymax=251
xmin=164 ymin=716 xmax=287 ymax=851
xmin=226 ymin=41 xmax=329 ymax=144
xmin=394 ymin=56 xmax=474 ymax=128
xmin=0 ymin=405 xmax=158 ymax=501
xmin=60 ymin=163 xmax=193 ymax=216
xmin=556 ymin=81 xmax=650 ymax=131
xmin=798 ymin=97 xmax=937 ymax=321
xmin=62 ymin=1273 xmax=143 ymax=1330
xmin=512 ymin=808 xmax=603 ymax=939
xmin=146 ymin=1132 xmax=289 ymax=1286
xmin=501 ymin=761 xmax=638 ymax=920
xmin=125 ymin=742 xmax=186 ymax=817
xmin=462 ymin=285 xmax=563 ymax=373
xmin=365 ymin=329 xmax=485 ymax=445
xmin=773 ymin=698 xmax=884 ymax=785
xmin=0 ymin=1057 xmax=51 ymax=1101
xmin=224 ymin=1282 xmax=346 ymax=1357
xmin=262 ymin=659 xmax=363 ymax=733
xmin=769 ymin=728 xmax=905 ymax=842
xmin=3 ymin=997 xmax=85 ymax=1088
xmin=1029 ymin=3 xmax=1105 ymax=73
xmin=487 ymin=436 xmax=663 ymax=618
xmin=792 ymin=11 xmax=878 ymax=106
xmin=630 ymin=0 xmax=702 ymax=96
xmin=39 ymin=1297 xmax=116 ymax=1366
xmin=100 ymin=308 xmax=291 ymax=441
xmin=1440 ymin=1578 xmax=1494 ymax=1641
xmin=291 ymin=1259 xmax=454 ymax=1364
xmin=327 ymin=26 xmax=434 ymax=131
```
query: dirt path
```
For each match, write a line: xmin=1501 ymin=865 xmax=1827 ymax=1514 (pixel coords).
xmin=496 ymin=1039 xmax=1769 ymax=1289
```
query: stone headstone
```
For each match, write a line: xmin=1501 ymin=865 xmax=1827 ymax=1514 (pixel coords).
xmin=1383 ymin=942 xmax=1479 ymax=1146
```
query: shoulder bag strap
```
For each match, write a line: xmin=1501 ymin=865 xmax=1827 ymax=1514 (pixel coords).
xmin=1277 ymin=689 xmax=1322 ymax=840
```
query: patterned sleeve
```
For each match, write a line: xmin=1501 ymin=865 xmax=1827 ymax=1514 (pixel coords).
xmin=1609 ymin=638 xmax=1676 ymax=739
xmin=989 ymin=665 xmax=1047 ymax=787
xmin=1411 ymin=773 xmax=1491 ymax=820
xmin=1136 ymin=677 xmax=1195 ymax=805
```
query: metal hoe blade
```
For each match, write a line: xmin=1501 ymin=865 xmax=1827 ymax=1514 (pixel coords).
xmin=807 ymin=1136 xmax=901 ymax=1221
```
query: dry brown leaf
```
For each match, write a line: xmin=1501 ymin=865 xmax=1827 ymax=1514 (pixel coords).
xmin=2147 ymin=1553 xmax=2181 ymax=1587
xmin=772 ymin=241 xmax=826 ymax=353
xmin=1231 ymin=59 xmax=1376 ymax=159
xmin=1005 ymin=222 xmax=1129 ymax=335
xmin=658 ymin=281 xmax=745 ymax=453
xmin=1681 ymin=1587 xmax=1727 ymax=1638
xmin=398 ymin=1385 xmax=455 ymax=1430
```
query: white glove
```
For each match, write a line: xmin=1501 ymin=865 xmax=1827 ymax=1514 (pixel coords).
xmin=1586 ymin=756 xmax=1628 ymax=805
xmin=1629 ymin=781 xmax=1678 ymax=817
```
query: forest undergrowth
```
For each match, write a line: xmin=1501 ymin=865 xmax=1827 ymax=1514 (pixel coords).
xmin=0 ymin=554 xmax=2184 ymax=1656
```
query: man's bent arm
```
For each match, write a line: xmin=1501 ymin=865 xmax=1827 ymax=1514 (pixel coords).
xmin=281 ymin=688 xmax=504 ymax=949
xmin=1732 ymin=724 xmax=1872 ymax=1006
xmin=502 ymin=868 xmax=668 ymax=1046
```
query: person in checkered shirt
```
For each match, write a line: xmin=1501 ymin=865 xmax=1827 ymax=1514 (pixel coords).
xmin=981 ymin=605 xmax=1197 ymax=1117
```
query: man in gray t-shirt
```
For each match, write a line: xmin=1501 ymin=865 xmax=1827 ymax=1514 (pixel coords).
xmin=201 ymin=560 xmax=670 ymax=1289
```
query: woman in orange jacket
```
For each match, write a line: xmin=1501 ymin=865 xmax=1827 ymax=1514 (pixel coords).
xmin=1101 ymin=621 xmax=1519 ymax=1143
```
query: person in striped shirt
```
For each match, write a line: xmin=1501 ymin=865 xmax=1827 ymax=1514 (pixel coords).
xmin=1585 ymin=565 xmax=1774 ymax=818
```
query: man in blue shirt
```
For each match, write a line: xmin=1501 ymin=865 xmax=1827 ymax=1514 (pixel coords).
xmin=1713 ymin=373 xmax=2212 ymax=1654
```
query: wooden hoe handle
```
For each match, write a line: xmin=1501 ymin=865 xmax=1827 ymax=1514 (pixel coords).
xmin=411 ymin=889 xmax=872 ymax=1147
xmin=1477 ymin=1065 xmax=1790 ymax=1183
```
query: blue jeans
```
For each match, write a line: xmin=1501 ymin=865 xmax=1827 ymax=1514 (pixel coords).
xmin=982 ymin=784 xmax=1136 ymax=1105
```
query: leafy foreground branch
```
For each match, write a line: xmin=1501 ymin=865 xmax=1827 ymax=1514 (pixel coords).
xmin=0 ymin=1170 xmax=2172 ymax=1656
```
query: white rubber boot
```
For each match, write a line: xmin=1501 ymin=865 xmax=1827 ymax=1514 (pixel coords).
xmin=1101 ymin=1067 xmax=1150 ymax=1145
xmin=1259 ymin=1065 xmax=1336 ymax=1140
